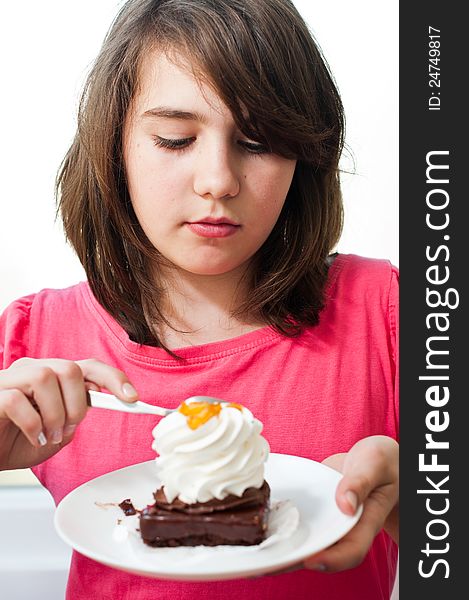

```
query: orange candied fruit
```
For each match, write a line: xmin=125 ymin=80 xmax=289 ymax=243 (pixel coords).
xmin=178 ymin=401 xmax=243 ymax=429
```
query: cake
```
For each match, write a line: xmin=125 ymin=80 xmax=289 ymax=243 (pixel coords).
xmin=139 ymin=400 xmax=270 ymax=547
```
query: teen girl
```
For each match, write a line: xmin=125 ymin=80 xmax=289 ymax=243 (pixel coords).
xmin=0 ymin=1 xmax=398 ymax=598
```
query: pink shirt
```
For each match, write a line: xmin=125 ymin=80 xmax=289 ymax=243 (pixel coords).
xmin=0 ymin=253 xmax=399 ymax=599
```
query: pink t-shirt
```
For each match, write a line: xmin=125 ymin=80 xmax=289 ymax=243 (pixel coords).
xmin=0 ymin=254 xmax=399 ymax=599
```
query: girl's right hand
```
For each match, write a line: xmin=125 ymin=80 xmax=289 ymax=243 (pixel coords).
xmin=0 ymin=358 xmax=139 ymax=471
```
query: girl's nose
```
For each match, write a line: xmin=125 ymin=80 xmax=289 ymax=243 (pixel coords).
xmin=192 ymin=145 xmax=240 ymax=200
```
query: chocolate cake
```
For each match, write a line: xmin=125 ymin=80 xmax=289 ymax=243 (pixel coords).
xmin=142 ymin=399 xmax=271 ymax=547
xmin=139 ymin=481 xmax=270 ymax=547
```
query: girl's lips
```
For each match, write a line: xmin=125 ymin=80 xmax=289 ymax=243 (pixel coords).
xmin=186 ymin=222 xmax=240 ymax=238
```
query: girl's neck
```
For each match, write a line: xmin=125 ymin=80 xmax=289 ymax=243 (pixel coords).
xmin=154 ymin=264 xmax=265 ymax=349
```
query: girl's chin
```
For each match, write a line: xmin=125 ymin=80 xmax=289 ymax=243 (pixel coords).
xmin=178 ymin=263 xmax=245 ymax=276
xmin=151 ymin=247 xmax=253 ymax=278
xmin=169 ymin=257 xmax=251 ymax=278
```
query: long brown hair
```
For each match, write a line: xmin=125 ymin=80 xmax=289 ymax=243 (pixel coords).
xmin=57 ymin=0 xmax=344 ymax=352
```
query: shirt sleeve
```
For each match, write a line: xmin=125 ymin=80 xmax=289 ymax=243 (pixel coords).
xmin=0 ymin=295 xmax=36 ymax=369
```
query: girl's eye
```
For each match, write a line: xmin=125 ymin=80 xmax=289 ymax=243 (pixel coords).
xmin=152 ymin=136 xmax=270 ymax=155
xmin=239 ymin=141 xmax=270 ymax=155
xmin=153 ymin=136 xmax=194 ymax=151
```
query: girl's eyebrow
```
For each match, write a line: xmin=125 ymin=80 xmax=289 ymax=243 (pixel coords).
xmin=141 ymin=106 xmax=208 ymax=124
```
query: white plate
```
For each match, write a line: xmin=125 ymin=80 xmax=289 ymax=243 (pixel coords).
xmin=54 ymin=453 xmax=362 ymax=581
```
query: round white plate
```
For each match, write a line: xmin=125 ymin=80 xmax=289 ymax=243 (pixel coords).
xmin=54 ymin=453 xmax=362 ymax=581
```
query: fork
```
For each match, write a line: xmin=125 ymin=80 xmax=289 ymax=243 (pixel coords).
xmin=87 ymin=390 xmax=223 ymax=417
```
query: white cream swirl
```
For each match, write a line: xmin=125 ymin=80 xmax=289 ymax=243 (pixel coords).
xmin=151 ymin=403 xmax=269 ymax=504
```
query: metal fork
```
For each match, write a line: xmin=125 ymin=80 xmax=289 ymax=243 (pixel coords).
xmin=87 ymin=390 xmax=223 ymax=417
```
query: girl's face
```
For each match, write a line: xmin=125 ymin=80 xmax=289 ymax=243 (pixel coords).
xmin=124 ymin=51 xmax=296 ymax=278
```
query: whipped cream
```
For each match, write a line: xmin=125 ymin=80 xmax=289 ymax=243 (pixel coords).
xmin=152 ymin=402 xmax=269 ymax=504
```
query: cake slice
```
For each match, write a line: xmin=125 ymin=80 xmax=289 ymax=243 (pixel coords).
xmin=141 ymin=399 xmax=271 ymax=547
xmin=139 ymin=481 xmax=270 ymax=547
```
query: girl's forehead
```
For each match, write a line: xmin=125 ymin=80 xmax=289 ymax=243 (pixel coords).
xmin=133 ymin=49 xmax=232 ymax=121
xmin=138 ymin=49 xmax=201 ymax=91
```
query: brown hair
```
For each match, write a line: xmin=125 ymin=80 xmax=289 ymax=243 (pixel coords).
xmin=57 ymin=0 xmax=344 ymax=352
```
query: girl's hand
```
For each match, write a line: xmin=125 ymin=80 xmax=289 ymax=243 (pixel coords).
xmin=304 ymin=435 xmax=399 ymax=573
xmin=0 ymin=358 xmax=139 ymax=471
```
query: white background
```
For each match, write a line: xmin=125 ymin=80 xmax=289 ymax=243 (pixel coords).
xmin=0 ymin=0 xmax=398 ymax=312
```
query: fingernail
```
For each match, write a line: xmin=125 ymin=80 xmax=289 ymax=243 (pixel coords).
xmin=51 ymin=429 xmax=63 ymax=444
xmin=308 ymin=563 xmax=327 ymax=572
xmin=38 ymin=431 xmax=47 ymax=446
xmin=345 ymin=490 xmax=358 ymax=514
xmin=63 ymin=424 xmax=77 ymax=437
xmin=122 ymin=383 xmax=138 ymax=398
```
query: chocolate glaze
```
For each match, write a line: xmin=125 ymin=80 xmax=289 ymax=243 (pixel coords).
xmin=153 ymin=481 xmax=270 ymax=514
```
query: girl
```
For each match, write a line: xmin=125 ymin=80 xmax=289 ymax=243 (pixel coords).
xmin=0 ymin=1 xmax=399 ymax=598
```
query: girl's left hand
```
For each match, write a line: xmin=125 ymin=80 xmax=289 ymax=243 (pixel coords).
xmin=303 ymin=435 xmax=399 ymax=573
